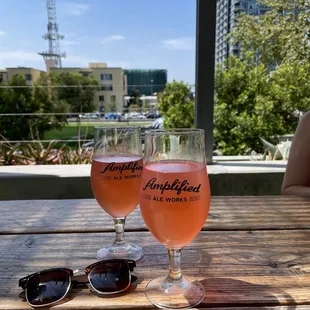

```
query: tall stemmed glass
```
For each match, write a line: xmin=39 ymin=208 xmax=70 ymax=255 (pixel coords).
xmin=91 ymin=127 xmax=143 ymax=261
xmin=140 ymin=129 xmax=211 ymax=309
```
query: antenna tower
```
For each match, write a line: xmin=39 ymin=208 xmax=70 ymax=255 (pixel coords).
xmin=39 ymin=0 xmax=66 ymax=70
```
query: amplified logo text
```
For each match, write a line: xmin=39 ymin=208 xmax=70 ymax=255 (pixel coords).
xmin=142 ymin=178 xmax=201 ymax=195
xmin=101 ymin=161 xmax=143 ymax=174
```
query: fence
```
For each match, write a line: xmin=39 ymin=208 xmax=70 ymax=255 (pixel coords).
xmin=0 ymin=112 xmax=155 ymax=147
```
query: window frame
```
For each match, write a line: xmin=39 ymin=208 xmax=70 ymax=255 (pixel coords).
xmin=25 ymin=74 xmax=32 ymax=81
xmin=101 ymin=85 xmax=113 ymax=91
xmin=100 ymin=73 xmax=113 ymax=81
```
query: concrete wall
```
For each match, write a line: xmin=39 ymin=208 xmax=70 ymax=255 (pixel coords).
xmin=0 ymin=161 xmax=286 ymax=200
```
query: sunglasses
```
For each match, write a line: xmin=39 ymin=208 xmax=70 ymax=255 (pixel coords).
xmin=19 ymin=259 xmax=137 ymax=308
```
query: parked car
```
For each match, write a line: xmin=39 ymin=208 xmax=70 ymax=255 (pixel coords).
xmin=80 ymin=113 xmax=100 ymax=119
xmin=104 ymin=113 xmax=117 ymax=120
xmin=104 ymin=113 xmax=124 ymax=120
xmin=124 ymin=112 xmax=146 ymax=120
xmin=146 ymin=112 xmax=161 ymax=119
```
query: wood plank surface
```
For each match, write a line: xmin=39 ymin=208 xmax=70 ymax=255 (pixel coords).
xmin=199 ymin=308 xmax=310 ymax=310
xmin=1 ymin=196 xmax=310 ymax=234
xmin=2 ymin=230 xmax=310 ymax=309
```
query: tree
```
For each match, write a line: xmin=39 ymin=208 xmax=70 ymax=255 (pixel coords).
xmin=51 ymin=72 xmax=100 ymax=113
xmin=158 ymin=81 xmax=194 ymax=128
xmin=128 ymin=88 xmax=141 ymax=108
xmin=143 ymin=99 xmax=152 ymax=110
xmin=268 ymin=63 xmax=310 ymax=128
xmin=230 ymin=0 xmax=310 ymax=67
xmin=0 ymin=75 xmax=33 ymax=140
xmin=214 ymin=56 xmax=310 ymax=155
xmin=214 ymin=56 xmax=271 ymax=154
xmin=30 ymin=73 xmax=67 ymax=138
xmin=0 ymin=74 xmax=67 ymax=141
xmin=214 ymin=0 xmax=310 ymax=155
xmin=105 ymin=101 xmax=117 ymax=112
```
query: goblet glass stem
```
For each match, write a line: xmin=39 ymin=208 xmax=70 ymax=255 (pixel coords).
xmin=112 ymin=217 xmax=126 ymax=247
xmin=144 ymin=247 xmax=205 ymax=309
xmin=96 ymin=216 xmax=143 ymax=261
xmin=167 ymin=248 xmax=183 ymax=282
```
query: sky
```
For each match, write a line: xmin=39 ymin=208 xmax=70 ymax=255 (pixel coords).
xmin=0 ymin=0 xmax=196 ymax=84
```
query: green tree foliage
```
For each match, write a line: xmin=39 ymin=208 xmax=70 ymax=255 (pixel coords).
xmin=215 ymin=57 xmax=310 ymax=155
xmin=128 ymin=89 xmax=142 ymax=108
xmin=215 ymin=56 xmax=269 ymax=154
xmin=158 ymin=80 xmax=194 ymax=129
xmin=0 ymin=75 xmax=33 ymax=140
xmin=231 ymin=0 xmax=310 ymax=66
xmin=30 ymin=73 xmax=67 ymax=138
xmin=143 ymin=99 xmax=152 ymax=110
xmin=214 ymin=0 xmax=310 ymax=155
xmin=0 ymin=74 xmax=66 ymax=141
xmin=51 ymin=72 xmax=99 ymax=113
xmin=268 ymin=64 xmax=310 ymax=118
xmin=105 ymin=101 xmax=117 ymax=112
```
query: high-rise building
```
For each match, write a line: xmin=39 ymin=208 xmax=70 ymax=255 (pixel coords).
xmin=215 ymin=0 xmax=269 ymax=65
xmin=124 ymin=69 xmax=167 ymax=96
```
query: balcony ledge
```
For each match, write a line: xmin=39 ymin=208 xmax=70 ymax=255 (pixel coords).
xmin=0 ymin=160 xmax=287 ymax=200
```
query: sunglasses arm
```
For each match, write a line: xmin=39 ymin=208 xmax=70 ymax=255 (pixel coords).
xmin=127 ymin=261 xmax=137 ymax=283
xmin=127 ymin=261 xmax=136 ymax=272
xmin=18 ymin=274 xmax=32 ymax=290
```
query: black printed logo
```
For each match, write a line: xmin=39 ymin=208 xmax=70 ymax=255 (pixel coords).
xmin=142 ymin=178 xmax=201 ymax=195
xmin=101 ymin=161 xmax=143 ymax=174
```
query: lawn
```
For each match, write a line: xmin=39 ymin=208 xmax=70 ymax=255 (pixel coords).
xmin=44 ymin=121 xmax=152 ymax=148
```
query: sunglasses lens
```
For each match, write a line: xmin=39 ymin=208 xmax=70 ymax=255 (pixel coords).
xmin=26 ymin=270 xmax=70 ymax=306
xmin=89 ymin=262 xmax=130 ymax=293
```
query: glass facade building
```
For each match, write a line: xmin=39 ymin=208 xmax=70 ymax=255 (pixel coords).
xmin=124 ymin=69 xmax=168 ymax=96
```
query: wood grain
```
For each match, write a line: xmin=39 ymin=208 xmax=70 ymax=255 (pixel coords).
xmin=199 ymin=308 xmax=310 ymax=310
xmin=1 ymin=196 xmax=310 ymax=234
xmin=1 ymin=230 xmax=310 ymax=309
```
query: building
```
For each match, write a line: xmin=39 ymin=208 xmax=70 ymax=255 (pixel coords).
xmin=124 ymin=69 xmax=167 ymax=96
xmin=216 ymin=0 xmax=269 ymax=65
xmin=216 ymin=0 xmax=231 ymax=65
xmin=50 ymin=63 xmax=127 ymax=112
xmin=0 ymin=70 xmax=7 ymax=83
xmin=124 ymin=95 xmax=158 ymax=108
xmin=0 ymin=67 xmax=45 ymax=85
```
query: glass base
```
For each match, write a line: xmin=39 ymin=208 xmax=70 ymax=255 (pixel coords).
xmin=145 ymin=275 xmax=205 ymax=309
xmin=97 ymin=243 xmax=143 ymax=261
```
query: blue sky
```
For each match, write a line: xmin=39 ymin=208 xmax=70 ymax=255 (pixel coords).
xmin=0 ymin=0 xmax=196 ymax=83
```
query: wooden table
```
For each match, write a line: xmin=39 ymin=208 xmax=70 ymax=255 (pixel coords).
xmin=1 ymin=196 xmax=310 ymax=309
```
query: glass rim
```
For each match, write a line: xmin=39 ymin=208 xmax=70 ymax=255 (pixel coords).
xmin=145 ymin=128 xmax=204 ymax=136
xmin=94 ymin=126 xmax=141 ymax=131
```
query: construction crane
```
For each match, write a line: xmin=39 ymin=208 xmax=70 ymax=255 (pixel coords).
xmin=39 ymin=0 xmax=66 ymax=70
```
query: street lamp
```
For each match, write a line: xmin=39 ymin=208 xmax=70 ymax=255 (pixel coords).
xmin=150 ymin=79 xmax=154 ymax=95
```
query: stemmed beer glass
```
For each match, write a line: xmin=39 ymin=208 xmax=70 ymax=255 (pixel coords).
xmin=139 ymin=129 xmax=211 ymax=309
xmin=91 ymin=127 xmax=143 ymax=261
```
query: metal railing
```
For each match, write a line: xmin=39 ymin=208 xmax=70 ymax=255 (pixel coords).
xmin=0 ymin=112 xmax=156 ymax=146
